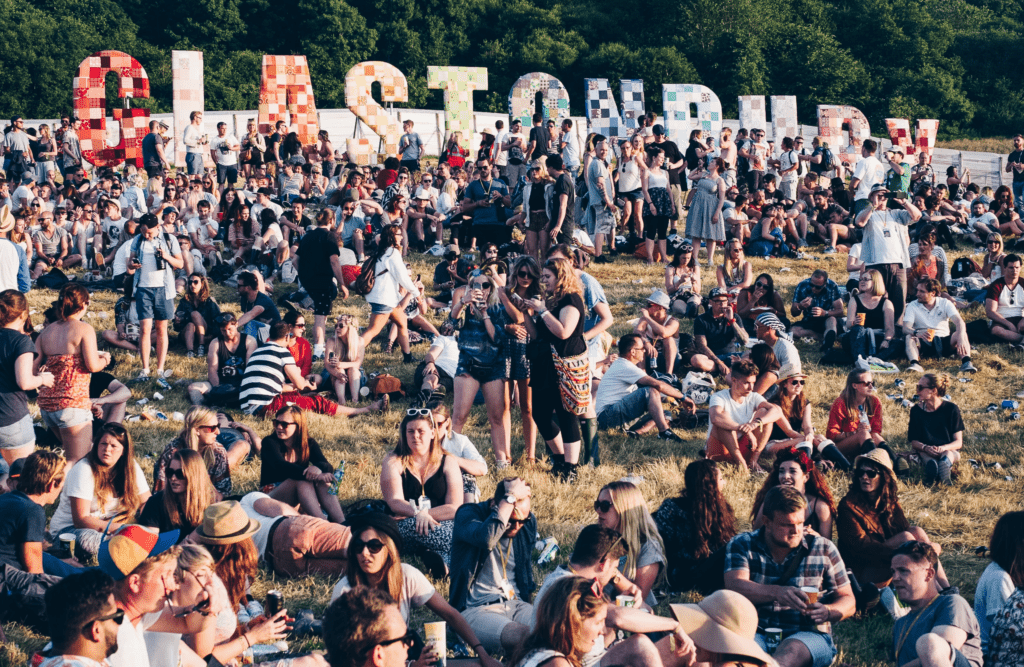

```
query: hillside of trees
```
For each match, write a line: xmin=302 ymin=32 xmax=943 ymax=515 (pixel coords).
xmin=3 ymin=0 xmax=1024 ymax=139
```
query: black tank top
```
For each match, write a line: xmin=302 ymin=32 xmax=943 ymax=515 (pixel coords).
xmin=855 ymin=294 xmax=888 ymax=331
xmin=401 ymin=455 xmax=448 ymax=507
xmin=217 ymin=332 xmax=249 ymax=383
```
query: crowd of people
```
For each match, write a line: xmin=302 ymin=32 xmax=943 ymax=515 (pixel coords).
xmin=0 ymin=109 xmax=1021 ymax=667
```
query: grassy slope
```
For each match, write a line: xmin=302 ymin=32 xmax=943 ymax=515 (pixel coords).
xmin=4 ymin=241 xmax=1024 ymax=666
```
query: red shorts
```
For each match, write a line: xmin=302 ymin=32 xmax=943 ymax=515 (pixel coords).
xmin=260 ymin=392 xmax=339 ymax=417
xmin=706 ymin=431 xmax=755 ymax=464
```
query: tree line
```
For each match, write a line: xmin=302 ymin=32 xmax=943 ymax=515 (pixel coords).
xmin=2 ymin=0 xmax=1023 ymax=140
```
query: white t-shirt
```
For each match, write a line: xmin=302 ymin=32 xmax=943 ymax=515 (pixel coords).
xmin=860 ymin=209 xmax=912 ymax=268
xmin=331 ymin=563 xmax=435 ymax=622
xmin=506 ymin=132 xmax=526 ymax=163
xmin=975 ymin=561 xmax=1015 ymax=651
xmin=187 ymin=217 xmax=219 ymax=246
xmin=987 ymin=280 xmax=1024 ymax=318
xmin=903 ymin=297 xmax=959 ymax=338
xmin=706 ymin=389 xmax=766 ymax=437
xmin=109 ymin=611 xmax=162 ymax=667
xmin=852 ymin=156 xmax=885 ymax=201
xmin=562 ymin=131 xmax=581 ymax=169
xmin=427 ymin=335 xmax=459 ymax=378
xmin=251 ymin=201 xmax=284 ymax=222
xmin=494 ymin=130 xmax=509 ymax=167
xmin=594 ymin=358 xmax=647 ymax=416
xmin=773 ymin=337 xmax=801 ymax=378
xmin=778 ymin=150 xmax=799 ymax=183
xmin=11 ymin=185 xmax=33 ymax=211
xmin=441 ymin=431 xmax=486 ymax=466
xmin=112 ymin=240 xmax=133 ymax=275
xmin=239 ymin=491 xmax=278 ymax=557
xmin=50 ymin=458 xmax=151 ymax=532
xmin=103 ymin=216 xmax=126 ymax=246
xmin=848 ymin=243 xmax=863 ymax=281
xmin=210 ymin=134 xmax=239 ymax=166
xmin=969 ymin=211 xmax=998 ymax=232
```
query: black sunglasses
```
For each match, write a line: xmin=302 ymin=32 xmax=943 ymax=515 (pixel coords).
xmin=516 ymin=270 xmax=531 ymax=278
xmin=353 ymin=538 xmax=387 ymax=554
xmin=855 ymin=468 xmax=879 ymax=479
xmin=789 ymin=380 xmax=806 ymax=386
xmin=594 ymin=499 xmax=614 ymax=513
xmin=168 ymin=468 xmax=186 ymax=481
xmin=272 ymin=420 xmax=296 ymax=429
xmin=755 ymin=282 xmax=770 ymax=289
xmin=372 ymin=631 xmax=416 ymax=653
xmin=92 ymin=609 xmax=125 ymax=626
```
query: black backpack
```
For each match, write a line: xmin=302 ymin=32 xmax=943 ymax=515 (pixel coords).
xmin=820 ymin=148 xmax=836 ymax=172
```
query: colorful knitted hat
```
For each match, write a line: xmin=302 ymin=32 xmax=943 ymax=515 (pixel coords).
xmin=98 ymin=524 xmax=180 ymax=581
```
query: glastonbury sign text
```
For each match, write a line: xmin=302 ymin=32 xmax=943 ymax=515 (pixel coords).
xmin=72 ymin=49 xmax=939 ymax=169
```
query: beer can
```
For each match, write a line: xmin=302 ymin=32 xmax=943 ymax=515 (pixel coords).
xmin=1011 ymin=412 xmax=1020 ymax=421
xmin=136 ymin=398 xmax=148 ymax=406
xmin=765 ymin=628 xmax=783 ymax=654
xmin=265 ymin=590 xmax=284 ymax=617
xmin=893 ymin=379 xmax=905 ymax=388
xmin=1002 ymin=400 xmax=1019 ymax=409
xmin=615 ymin=595 xmax=636 ymax=607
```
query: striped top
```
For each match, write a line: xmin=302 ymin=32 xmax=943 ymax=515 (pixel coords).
xmin=240 ymin=342 xmax=296 ymax=414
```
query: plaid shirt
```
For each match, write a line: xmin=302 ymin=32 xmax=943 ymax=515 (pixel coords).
xmin=725 ymin=528 xmax=850 ymax=637
xmin=792 ymin=278 xmax=841 ymax=313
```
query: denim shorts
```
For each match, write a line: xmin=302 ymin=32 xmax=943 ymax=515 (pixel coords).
xmin=370 ymin=302 xmax=394 ymax=315
xmin=597 ymin=387 xmax=651 ymax=430
xmin=755 ymin=631 xmax=836 ymax=667
xmin=136 ymin=286 xmax=173 ymax=321
xmin=0 ymin=413 xmax=35 ymax=449
xmin=41 ymin=407 xmax=93 ymax=430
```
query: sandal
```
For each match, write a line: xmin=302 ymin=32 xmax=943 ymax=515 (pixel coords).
xmin=374 ymin=394 xmax=390 ymax=413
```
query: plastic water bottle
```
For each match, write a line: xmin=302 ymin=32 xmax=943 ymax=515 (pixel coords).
xmin=328 ymin=462 xmax=346 ymax=496
xmin=537 ymin=537 xmax=559 ymax=565
xmin=858 ymin=404 xmax=870 ymax=425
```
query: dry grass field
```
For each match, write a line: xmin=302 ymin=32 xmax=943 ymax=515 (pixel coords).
xmin=3 ymin=239 xmax=1023 ymax=667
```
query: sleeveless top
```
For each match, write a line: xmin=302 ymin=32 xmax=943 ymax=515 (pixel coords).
xmin=670 ymin=267 xmax=699 ymax=296
xmin=515 ymin=649 xmax=565 ymax=667
xmin=855 ymin=294 xmax=888 ymax=331
xmin=401 ymin=455 xmax=448 ymax=507
xmin=722 ymin=262 xmax=746 ymax=288
xmin=647 ymin=169 xmax=669 ymax=190
xmin=217 ymin=332 xmax=249 ymax=385
xmin=618 ymin=159 xmax=642 ymax=192
xmin=38 ymin=354 xmax=90 ymax=412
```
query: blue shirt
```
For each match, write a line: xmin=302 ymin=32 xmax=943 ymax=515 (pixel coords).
xmin=580 ymin=272 xmax=608 ymax=333
xmin=792 ymin=277 xmax=841 ymax=312
xmin=466 ymin=179 xmax=509 ymax=227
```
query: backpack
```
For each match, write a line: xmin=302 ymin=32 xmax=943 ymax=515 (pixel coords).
xmin=820 ymin=148 xmax=836 ymax=172
xmin=352 ymin=254 xmax=386 ymax=296
xmin=951 ymin=257 xmax=981 ymax=279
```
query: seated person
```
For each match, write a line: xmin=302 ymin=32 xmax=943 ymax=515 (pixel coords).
xmin=966 ymin=199 xmax=1000 ymax=243
xmin=725 ymin=485 xmax=856 ymax=667
xmin=593 ymin=481 xmax=667 ymax=606
xmin=330 ymin=512 xmax=502 ymax=667
xmin=790 ymin=269 xmax=844 ymax=352
xmin=825 ymin=369 xmax=897 ymax=464
xmin=908 ymin=373 xmax=964 ymax=486
xmin=984 ymin=253 xmax=1024 ymax=351
xmin=748 ymin=343 xmax=781 ymax=398
xmin=844 ymin=269 xmax=896 ymax=360
xmin=692 ymin=287 xmax=749 ymax=376
xmin=706 ymin=358 xmax=784 ymax=473
xmin=186 ymin=312 xmax=256 ymax=408
xmin=890 ymin=541 xmax=981 ymax=667
xmin=903 ymin=278 xmax=977 ymax=374
xmin=450 ymin=477 xmax=535 ymax=657
xmin=908 ymin=225 xmax=951 ymax=293
xmin=671 ymin=590 xmax=774 ymax=667
xmin=754 ymin=313 xmax=801 ymax=378
xmin=173 ymin=273 xmax=220 ymax=358
xmin=315 ymin=314 xmax=366 ymax=405
xmin=433 ymin=245 xmax=470 ymax=304
xmin=381 ymin=408 xmax=464 ymax=576
xmin=846 ymin=241 xmax=865 ymax=292
xmin=633 ymin=290 xmax=680 ymax=375
xmin=736 ymin=274 xmax=788 ymax=335
xmin=428 ymin=401 xmax=487 ymax=504
xmin=652 ymin=460 xmax=737 ymax=594
xmin=837 ymin=449 xmax=949 ymax=593
xmin=100 ymin=286 xmax=158 ymax=354
xmin=976 ymin=512 xmax=1024 ymax=655
xmin=283 ymin=309 xmax=312 ymax=376
xmin=0 ymin=450 xmax=64 ymax=573
xmin=766 ymin=375 xmax=850 ymax=471
xmin=154 ymin=406 xmax=247 ymax=497
xmin=751 ymin=447 xmax=838 ymax=538
xmin=413 ymin=320 xmax=458 ymax=403
xmin=532 ymin=524 xmax=697 ymax=667
xmin=235 ymin=271 xmax=280 ymax=342
xmin=594 ymin=333 xmax=686 ymax=441
xmin=186 ymin=200 xmax=219 ymax=263
xmin=139 ymin=449 xmax=217 ymax=540
xmin=88 ymin=371 xmax=131 ymax=426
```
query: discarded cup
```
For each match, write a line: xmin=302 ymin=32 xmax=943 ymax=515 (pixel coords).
xmin=171 ymin=412 xmax=185 ymax=422
xmin=153 ymin=392 xmax=164 ymax=401
xmin=136 ymin=398 xmax=148 ymax=406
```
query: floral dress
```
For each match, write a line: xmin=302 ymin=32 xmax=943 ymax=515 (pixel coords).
xmin=986 ymin=589 xmax=1024 ymax=667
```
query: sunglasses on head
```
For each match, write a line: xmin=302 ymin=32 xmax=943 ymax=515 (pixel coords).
xmin=353 ymin=538 xmax=387 ymax=554
xmin=594 ymin=499 xmax=614 ymax=513
xmin=855 ymin=468 xmax=879 ymax=479
xmin=406 ymin=408 xmax=432 ymax=417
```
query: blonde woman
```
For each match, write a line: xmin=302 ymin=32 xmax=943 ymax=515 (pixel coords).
xmin=322 ymin=314 xmax=365 ymax=404
xmin=34 ymin=124 xmax=58 ymax=185
xmin=844 ymin=269 xmax=895 ymax=359
xmin=716 ymin=238 xmax=752 ymax=293
xmin=982 ymin=233 xmax=1006 ymax=281
xmin=9 ymin=215 xmax=32 ymax=268
xmin=594 ymin=480 xmax=666 ymax=605
xmin=617 ymin=138 xmax=647 ymax=239
xmin=437 ymin=177 xmax=462 ymax=219
xmin=522 ymin=158 xmax=555 ymax=259
xmin=154 ymin=405 xmax=249 ymax=496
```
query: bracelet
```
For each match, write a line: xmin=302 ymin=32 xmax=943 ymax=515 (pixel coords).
xmin=242 ymin=634 xmax=250 ymax=649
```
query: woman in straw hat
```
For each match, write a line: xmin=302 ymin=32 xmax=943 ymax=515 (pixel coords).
xmin=836 ymin=449 xmax=950 ymax=598
xmin=670 ymin=589 xmax=773 ymax=667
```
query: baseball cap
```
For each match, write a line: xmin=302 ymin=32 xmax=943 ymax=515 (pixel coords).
xmin=652 ymin=124 xmax=666 ymax=136
xmin=708 ymin=287 xmax=729 ymax=300
xmin=98 ymin=524 xmax=180 ymax=580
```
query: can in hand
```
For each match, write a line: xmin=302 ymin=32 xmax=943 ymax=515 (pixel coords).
xmin=266 ymin=590 xmax=284 ymax=617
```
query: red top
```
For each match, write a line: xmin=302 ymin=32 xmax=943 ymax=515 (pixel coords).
xmin=826 ymin=394 xmax=883 ymax=440
xmin=288 ymin=337 xmax=313 ymax=377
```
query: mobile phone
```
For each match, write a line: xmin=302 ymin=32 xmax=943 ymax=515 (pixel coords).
xmin=329 ymin=351 xmax=336 ymax=362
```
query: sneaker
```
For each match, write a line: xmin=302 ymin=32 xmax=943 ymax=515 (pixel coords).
xmin=197 ymin=345 xmax=205 ymax=357
xmin=136 ymin=368 xmax=151 ymax=380
xmin=312 ymin=353 xmax=324 ymax=364
xmin=797 ymin=238 xmax=809 ymax=247
xmin=880 ymin=586 xmax=909 ymax=620
xmin=924 ymin=459 xmax=938 ymax=485
xmin=894 ymin=455 xmax=911 ymax=477
xmin=1010 ymin=343 xmax=1024 ymax=353
xmin=959 ymin=359 xmax=978 ymax=373
xmin=155 ymin=377 xmax=171 ymax=391
xmin=186 ymin=350 xmax=196 ymax=359
xmin=907 ymin=362 xmax=925 ymax=373
xmin=937 ymin=456 xmax=953 ymax=485
xmin=823 ymin=246 xmax=837 ymax=254
xmin=658 ymin=428 xmax=684 ymax=442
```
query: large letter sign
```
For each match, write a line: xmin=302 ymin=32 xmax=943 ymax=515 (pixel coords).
xmin=885 ymin=118 xmax=939 ymax=157
xmin=258 ymin=55 xmax=319 ymax=144
xmin=72 ymin=50 xmax=151 ymax=168
xmin=344 ymin=61 xmax=409 ymax=165
xmin=817 ymin=105 xmax=871 ymax=163
xmin=508 ymin=73 xmax=570 ymax=127
xmin=172 ymin=50 xmax=205 ymax=168
xmin=428 ymin=66 xmax=488 ymax=151
xmin=738 ymin=96 xmax=766 ymax=131
xmin=662 ymin=84 xmax=722 ymax=143
xmin=585 ymin=78 xmax=645 ymax=139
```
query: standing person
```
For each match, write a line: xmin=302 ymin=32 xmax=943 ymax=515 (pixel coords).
xmin=522 ymin=160 xmax=554 ymax=260
xmin=296 ymin=209 xmax=348 ymax=362
xmin=504 ymin=120 xmax=528 ymax=186
xmin=546 ymin=155 xmax=575 ymax=248
xmin=3 ymin=116 xmax=34 ymax=182
xmin=651 ymin=125 xmax=687 ymax=232
xmin=559 ymin=119 xmax=580 ymax=175
xmin=361 ymin=226 xmax=419 ymax=363
xmin=642 ymin=146 xmax=674 ymax=265
xmin=182 ymin=111 xmax=208 ymax=176
xmin=738 ymin=128 xmax=768 ymax=193
xmin=398 ymin=120 xmax=424 ymax=174
xmin=35 ymin=284 xmax=110 ymax=464
xmin=128 ymin=214 xmax=184 ymax=381
xmin=908 ymin=373 xmax=964 ymax=486
xmin=849 ymin=139 xmax=885 ymax=215
xmin=686 ymin=158 xmax=727 ymax=268
xmin=209 ymin=122 xmax=239 ymax=196
xmin=587 ymin=136 xmax=617 ymax=263
xmin=521 ymin=258 xmax=588 ymax=482
xmin=61 ymin=118 xmax=83 ymax=179
xmin=142 ymin=120 xmax=170 ymax=178
xmin=525 ymin=113 xmax=550 ymax=163
xmin=1005 ymin=134 xmax=1024 ymax=211
xmin=890 ymin=541 xmax=982 ymax=667
xmin=462 ymin=156 xmax=511 ymax=249
xmin=493 ymin=120 xmax=508 ymax=181
xmin=719 ymin=127 xmax=737 ymax=186
xmin=0 ymin=291 xmax=54 ymax=464
xmin=240 ymin=118 xmax=266 ymax=180
xmin=855 ymin=184 xmax=923 ymax=322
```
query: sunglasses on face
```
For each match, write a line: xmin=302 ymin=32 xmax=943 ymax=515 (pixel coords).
xmin=196 ymin=424 xmax=220 ymax=433
xmin=594 ymin=499 xmax=614 ymax=513
xmin=168 ymin=468 xmax=186 ymax=481
xmin=92 ymin=609 xmax=126 ymax=626
xmin=190 ymin=280 xmax=202 ymax=285
xmin=353 ymin=538 xmax=387 ymax=554
xmin=855 ymin=468 xmax=879 ymax=479
xmin=471 ymin=282 xmax=490 ymax=289
xmin=272 ymin=420 xmax=296 ymax=429
xmin=790 ymin=380 xmax=805 ymax=386
xmin=374 ymin=631 xmax=416 ymax=653
xmin=755 ymin=282 xmax=770 ymax=289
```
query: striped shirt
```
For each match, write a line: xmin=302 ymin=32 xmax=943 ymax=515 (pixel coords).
xmin=240 ymin=342 xmax=296 ymax=414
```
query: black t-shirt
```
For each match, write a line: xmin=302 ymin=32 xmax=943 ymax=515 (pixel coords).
xmin=142 ymin=133 xmax=161 ymax=167
xmin=265 ymin=132 xmax=282 ymax=161
xmin=1010 ymin=150 xmax=1024 ymax=183
xmin=816 ymin=204 xmax=845 ymax=226
xmin=685 ymin=140 xmax=703 ymax=170
xmin=907 ymin=401 xmax=965 ymax=448
xmin=139 ymin=492 xmax=197 ymax=542
xmin=658 ymin=140 xmax=685 ymax=185
xmin=0 ymin=491 xmax=45 ymax=569
xmin=433 ymin=259 xmax=470 ymax=290
xmin=541 ymin=293 xmax=587 ymax=357
xmin=528 ymin=182 xmax=547 ymax=210
xmin=0 ymin=329 xmax=34 ymax=427
xmin=90 ymin=371 xmax=115 ymax=399
xmin=282 ymin=212 xmax=313 ymax=236
xmin=529 ymin=126 xmax=551 ymax=161
xmin=693 ymin=312 xmax=736 ymax=354
xmin=242 ymin=291 xmax=281 ymax=325
xmin=297 ymin=227 xmax=340 ymax=289
xmin=552 ymin=172 xmax=576 ymax=233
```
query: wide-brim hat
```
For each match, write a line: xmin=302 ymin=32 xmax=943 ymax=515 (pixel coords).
xmin=0 ymin=205 xmax=14 ymax=234
xmin=854 ymin=447 xmax=893 ymax=473
xmin=480 ymin=127 xmax=496 ymax=137
xmin=776 ymin=370 xmax=808 ymax=384
xmin=670 ymin=590 xmax=772 ymax=665
xmin=196 ymin=500 xmax=261 ymax=545
xmin=646 ymin=289 xmax=671 ymax=309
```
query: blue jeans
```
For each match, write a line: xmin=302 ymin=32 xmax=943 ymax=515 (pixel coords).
xmin=845 ymin=325 xmax=879 ymax=358
xmin=597 ymin=387 xmax=652 ymax=430
xmin=186 ymin=152 xmax=204 ymax=175
xmin=1013 ymin=181 xmax=1024 ymax=214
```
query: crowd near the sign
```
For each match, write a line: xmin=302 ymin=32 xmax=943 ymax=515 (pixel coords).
xmin=0 ymin=108 xmax=1022 ymax=667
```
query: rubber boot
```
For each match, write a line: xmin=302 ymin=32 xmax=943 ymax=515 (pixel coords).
xmin=579 ymin=418 xmax=599 ymax=467
xmin=818 ymin=442 xmax=852 ymax=472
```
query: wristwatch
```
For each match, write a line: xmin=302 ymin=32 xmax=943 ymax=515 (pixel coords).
xmin=504 ymin=494 xmax=517 ymax=506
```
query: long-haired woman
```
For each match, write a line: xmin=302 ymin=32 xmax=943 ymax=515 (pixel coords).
xmin=716 ymin=238 xmax=753 ymax=294
xmin=504 ymin=255 xmax=542 ymax=462
xmin=140 ymin=449 xmax=217 ymax=540
xmin=982 ymin=232 xmax=1006 ymax=281
xmin=593 ymin=480 xmax=666 ymax=604
xmin=617 ymin=138 xmax=646 ymax=239
xmin=34 ymin=124 xmax=58 ymax=185
xmin=176 ymin=273 xmax=221 ymax=358
xmin=0 ymin=290 xmax=53 ymax=463
xmin=35 ymin=283 xmax=111 ymax=463
xmin=522 ymin=159 xmax=555 ymax=260
xmin=361 ymin=225 xmax=420 ymax=362
xmin=751 ymin=447 xmax=838 ymax=538
xmin=979 ymin=512 xmax=1024 ymax=663
xmin=844 ymin=269 xmax=895 ymax=360
xmin=283 ymin=309 xmax=313 ymax=377
xmin=260 ymin=404 xmax=345 ymax=523
xmin=521 ymin=257 xmax=587 ymax=481
xmin=48 ymin=423 xmax=150 ymax=556
xmin=508 ymin=576 xmax=608 ymax=667
xmin=685 ymin=156 xmax=727 ymax=267
xmin=826 ymin=369 xmax=888 ymax=460
xmin=154 ymin=405 xmax=244 ymax=497
xmin=330 ymin=513 xmax=502 ymax=667
xmin=748 ymin=342 xmax=780 ymax=398
xmin=765 ymin=373 xmax=848 ymax=472
xmin=323 ymin=314 xmax=365 ymax=405
xmin=665 ymin=242 xmax=701 ymax=318
xmin=653 ymin=460 xmax=737 ymax=593
xmin=450 ymin=271 xmax=512 ymax=466
xmin=908 ymin=373 xmax=964 ymax=486
xmin=736 ymin=273 xmax=786 ymax=334
xmin=642 ymin=146 xmax=673 ymax=264
xmin=227 ymin=203 xmax=256 ymax=265
xmin=380 ymin=409 xmax=463 ymax=577
xmin=427 ymin=401 xmax=487 ymax=504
